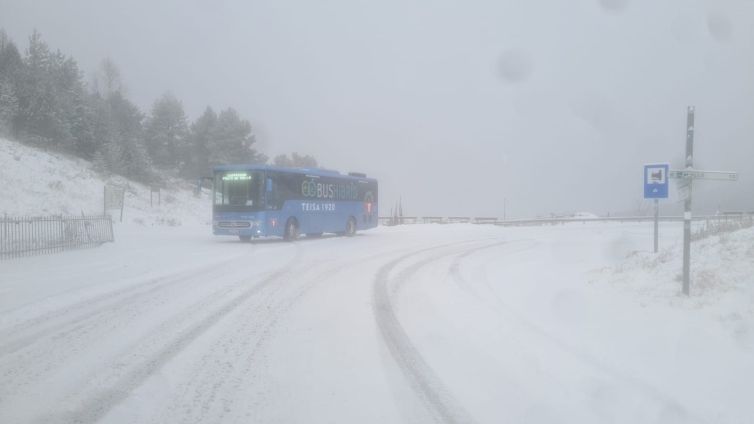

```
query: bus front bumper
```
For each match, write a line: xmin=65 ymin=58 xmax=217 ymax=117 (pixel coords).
xmin=213 ymin=219 xmax=265 ymax=237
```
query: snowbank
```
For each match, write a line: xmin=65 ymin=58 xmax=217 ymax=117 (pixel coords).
xmin=592 ymin=226 xmax=754 ymax=347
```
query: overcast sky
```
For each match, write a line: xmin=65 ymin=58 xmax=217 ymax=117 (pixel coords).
xmin=1 ymin=0 xmax=753 ymax=217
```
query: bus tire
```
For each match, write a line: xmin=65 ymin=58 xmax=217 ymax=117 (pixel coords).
xmin=239 ymin=235 xmax=252 ymax=242
xmin=284 ymin=218 xmax=299 ymax=241
xmin=345 ymin=217 xmax=357 ymax=237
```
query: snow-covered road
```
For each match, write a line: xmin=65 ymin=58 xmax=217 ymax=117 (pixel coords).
xmin=1 ymin=223 xmax=752 ymax=423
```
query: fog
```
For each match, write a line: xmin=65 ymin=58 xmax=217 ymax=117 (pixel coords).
xmin=2 ymin=0 xmax=752 ymax=217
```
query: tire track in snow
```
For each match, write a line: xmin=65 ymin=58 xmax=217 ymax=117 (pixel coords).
xmin=448 ymin=239 xmax=537 ymax=298
xmin=28 ymin=246 xmax=304 ymax=424
xmin=448 ymin=244 xmax=701 ymax=423
xmin=0 ymin=248 xmax=295 ymax=397
xmin=162 ymin=246 xmax=415 ymax=424
xmin=0 ymin=250 xmax=259 ymax=356
xmin=373 ymin=239 xmax=500 ymax=424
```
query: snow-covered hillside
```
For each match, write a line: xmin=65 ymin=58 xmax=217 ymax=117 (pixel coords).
xmin=0 ymin=137 xmax=210 ymax=226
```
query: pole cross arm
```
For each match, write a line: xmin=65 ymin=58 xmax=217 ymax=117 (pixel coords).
xmin=669 ymin=169 xmax=738 ymax=181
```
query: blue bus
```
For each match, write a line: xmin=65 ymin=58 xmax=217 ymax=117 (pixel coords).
xmin=212 ymin=164 xmax=378 ymax=241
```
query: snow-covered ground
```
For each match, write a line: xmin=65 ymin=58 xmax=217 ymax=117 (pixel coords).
xmin=1 ymin=221 xmax=752 ymax=423
xmin=1 ymin=137 xmax=753 ymax=423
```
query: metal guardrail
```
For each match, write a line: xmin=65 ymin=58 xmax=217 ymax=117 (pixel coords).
xmin=379 ymin=213 xmax=754 ymax=227
xmin=1 ymin=215 xmax=114 ymax=260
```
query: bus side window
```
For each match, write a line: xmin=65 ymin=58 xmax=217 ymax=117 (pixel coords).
xmin=265 ymin=177 xmax=276 ymax=210
xmin=266 ymin=174 xmax=285 ymax=210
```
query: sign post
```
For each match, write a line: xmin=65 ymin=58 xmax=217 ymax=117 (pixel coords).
xmin=653 ymin=199 xmax=659 ymax=253
xmin=682 ymin=107 xmax=694 ymax=296
xmin=643 ymin=163 xmax=669 ymax=253
xmin=668 ymin=106 xmax=738 ymax=296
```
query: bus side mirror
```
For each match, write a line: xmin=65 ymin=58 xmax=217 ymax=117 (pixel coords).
xmin=266 ymin=178 xmax=273 ymax=192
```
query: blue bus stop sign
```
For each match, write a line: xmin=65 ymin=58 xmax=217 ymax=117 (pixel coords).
xmin=644 ymin=163 xmax=669 ymax=199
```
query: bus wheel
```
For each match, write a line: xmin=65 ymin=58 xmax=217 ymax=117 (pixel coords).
xmin=239 ymin=235 xmax=252 ymax=242
xmin=284 ymin=218 xmax=299 ymax=241
xmin=345 ymin=217 xmax=357 ymax=237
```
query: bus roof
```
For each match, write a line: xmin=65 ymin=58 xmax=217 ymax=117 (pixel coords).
xmin=212 ymin=164 xmax=376 ymax=181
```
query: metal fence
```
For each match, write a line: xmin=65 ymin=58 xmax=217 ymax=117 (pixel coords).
xmin=1 ymin=215 xmax=114 ymax=260
xmin=692 ymin=214 xmax=754 ymax=241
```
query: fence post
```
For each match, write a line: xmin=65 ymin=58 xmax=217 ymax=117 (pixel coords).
xmin=58 ymin=216 xmax=63 ymax=254
xmin=109 ymin=215 xmax=114 ymax=242
xmin=30 ymin=216 xmax=34 ymax=257
xmin=119 ymin=189 xmax=125 ymax=223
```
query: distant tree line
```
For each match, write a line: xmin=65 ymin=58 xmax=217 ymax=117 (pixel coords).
xmin=272 ymin=152 xmax=318 ymax=168
xmin=0 ymin=29 xmax=317 ymax=183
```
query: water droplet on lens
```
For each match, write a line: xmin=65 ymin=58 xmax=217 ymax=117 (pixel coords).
xmin=707 ymin=12 xmax=732 ymax=41
xmin=497 ymin=50 xmax=533 ymax=84
xmin=598 ymin=0 xmax=628 ymax=13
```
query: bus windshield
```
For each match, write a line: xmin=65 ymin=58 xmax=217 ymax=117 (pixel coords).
xmin=214 ymin=171 xmax=264 ymax=210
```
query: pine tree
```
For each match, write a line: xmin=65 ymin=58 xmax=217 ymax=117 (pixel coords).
xmin=0 ymin=30 xmax=23 ymax=75
xmin=0 ymin=31 xmax=22 ymax=135
xmin=145 ymin=92 xmax=189 ymax=171
xmin=91 ymin=57 xmax=123 ymax=97
xmin=107 ymin=92 xmax=153 ymax=182
xmin=0 ymin=77 xmax=18 ymax=136
xmin=208 ymin=107 xmax=265 ymax=167
xmin=184 ymin=106 xmax=217 ymax=177
xmin=12 ymin=30 xmax=90 ymax=151
xmin=69 ymin=89 xmax=97 ymax=158
xmin=16 ymin=30 xmax=56 ymax=144
xmin=88 ymin=89 xmax=153 ymax=182
xmin=53 ymin=55 xmax=90 ymax=152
